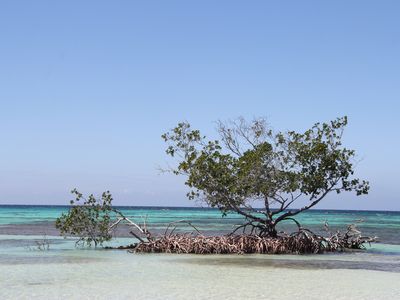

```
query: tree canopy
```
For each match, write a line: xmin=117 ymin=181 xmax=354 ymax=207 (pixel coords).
xmin=162 ymin=116 xmax=369 ymax=236
xmin=56 ymin=189 xmax=153 ymax=247
xmin=55 ymin=189 xmax=114 ymax=246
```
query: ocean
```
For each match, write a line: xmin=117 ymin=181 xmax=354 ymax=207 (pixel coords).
xmin=1 ymin=205 xmax=400 ymax=299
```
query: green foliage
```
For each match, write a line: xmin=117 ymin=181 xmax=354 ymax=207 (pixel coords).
xmin=162 ymin=116 xmax=369 ymax=234
xmin=55 ymin=189 xmax=114 ymax=247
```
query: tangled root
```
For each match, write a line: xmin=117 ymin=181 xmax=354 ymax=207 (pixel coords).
xmin=130 ymin=226 xmax=376 ymax=254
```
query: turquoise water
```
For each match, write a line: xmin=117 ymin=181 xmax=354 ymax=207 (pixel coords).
xmin=1 ymin=205 xmax=399 ymax=243
xmin=1 ymin=206 xmax=400 ymax=299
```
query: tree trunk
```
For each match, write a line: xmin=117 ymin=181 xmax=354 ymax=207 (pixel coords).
xmin=267 ymin=226 xmax=277 ymax=238
xmin=261 ymin=221 xmax=277 ymax=238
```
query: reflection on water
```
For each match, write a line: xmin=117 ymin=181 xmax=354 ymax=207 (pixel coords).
xmin=0 ymin=238 xmax=65 ymax=248
xmin=0 ymin=254 xmax=104 ymax=265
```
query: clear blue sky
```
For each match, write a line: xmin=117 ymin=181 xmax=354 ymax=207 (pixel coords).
xmin=0 ymin=1 xmax=399 ymax=210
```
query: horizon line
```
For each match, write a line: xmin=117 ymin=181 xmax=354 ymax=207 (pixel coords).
xmin=0 ymin=204 xmax=398 ymax=213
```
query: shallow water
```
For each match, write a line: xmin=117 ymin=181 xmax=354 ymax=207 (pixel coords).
xmin=1 ymin=242 xmax=400 ymax=299
xmin=1 ymin=206 xmax=400 ymax=299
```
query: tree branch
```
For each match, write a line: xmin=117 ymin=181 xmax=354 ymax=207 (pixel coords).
xmin=274 ymin=187 xmax=333 ymax=225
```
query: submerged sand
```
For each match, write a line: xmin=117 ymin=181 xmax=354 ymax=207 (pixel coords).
xmin=1 ymin=236 xmax=400 ymax=299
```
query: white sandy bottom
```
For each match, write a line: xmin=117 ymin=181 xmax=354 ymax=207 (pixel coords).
xmin=1 ymin=250 xmax=400 ymax=300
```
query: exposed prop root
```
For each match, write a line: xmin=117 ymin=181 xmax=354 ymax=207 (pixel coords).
xmin=126 ymin=225 xmax=376 ymax=255
xmin=105 ymin=215 xmax=376 ymax=255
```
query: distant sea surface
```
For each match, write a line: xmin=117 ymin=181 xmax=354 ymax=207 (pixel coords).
xmin=1 ymin=205 xmax=400 ymax=243
xmin=1 ymin=205 xmax=400 ymax=299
